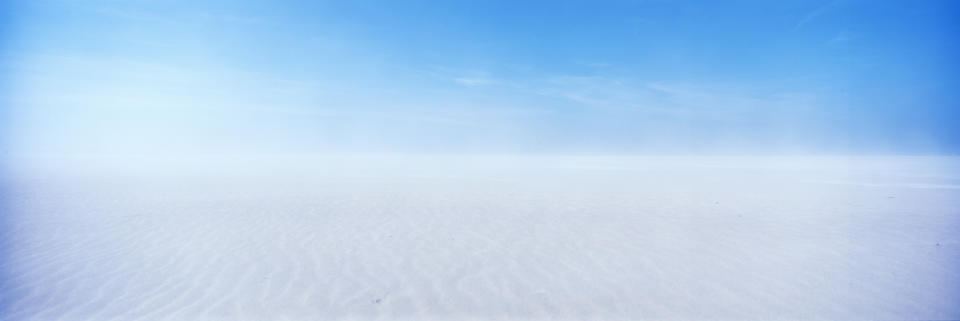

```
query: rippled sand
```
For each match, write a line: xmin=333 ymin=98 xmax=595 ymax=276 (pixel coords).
xmin=2 ymin=156 xmax=958 ymax=320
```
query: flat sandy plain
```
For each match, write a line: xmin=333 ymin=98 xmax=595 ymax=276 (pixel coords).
xmin=2 ymin=156 xmax=958 ymax=320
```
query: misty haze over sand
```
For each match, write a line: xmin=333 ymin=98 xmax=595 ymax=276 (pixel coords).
xmin=1 ymin=156 xmax=958 ymax=320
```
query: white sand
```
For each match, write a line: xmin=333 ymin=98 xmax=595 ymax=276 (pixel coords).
xmin=2 ymin=156 xmax=958 ymax=320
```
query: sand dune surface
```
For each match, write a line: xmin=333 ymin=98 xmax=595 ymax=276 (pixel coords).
xmin=2 ymin=156 xmax=958 ymax=320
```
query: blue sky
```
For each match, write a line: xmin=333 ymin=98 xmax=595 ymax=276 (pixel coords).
xmin=1 ymin=0 xmax=958 ymax=154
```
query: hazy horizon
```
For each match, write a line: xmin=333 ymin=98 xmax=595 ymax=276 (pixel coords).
xmin=2 ymin=2 xmax=960 ymax=319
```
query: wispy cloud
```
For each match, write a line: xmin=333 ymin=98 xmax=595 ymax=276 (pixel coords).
xmin=95 ymin=7 xmax=182 ymax=25
xmin=793 ymin=1 xmax=839 ymax=31
xmin=576 ymin=61 xmax=613 ymax=69
xmin=96 ymin=7 xmax=267 ymax=27
xmin=454 ymin=77 xmax=498 ymax=87
xmin=828 ymin=31 xmax=852 ymax=45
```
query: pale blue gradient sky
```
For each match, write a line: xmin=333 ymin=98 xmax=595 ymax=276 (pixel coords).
xmin=1 ymin=0 xmax=958 ymax=155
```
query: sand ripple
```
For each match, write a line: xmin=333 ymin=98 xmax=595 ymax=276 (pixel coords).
xmin=2 ymin=156 xmax=959 ymax=320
